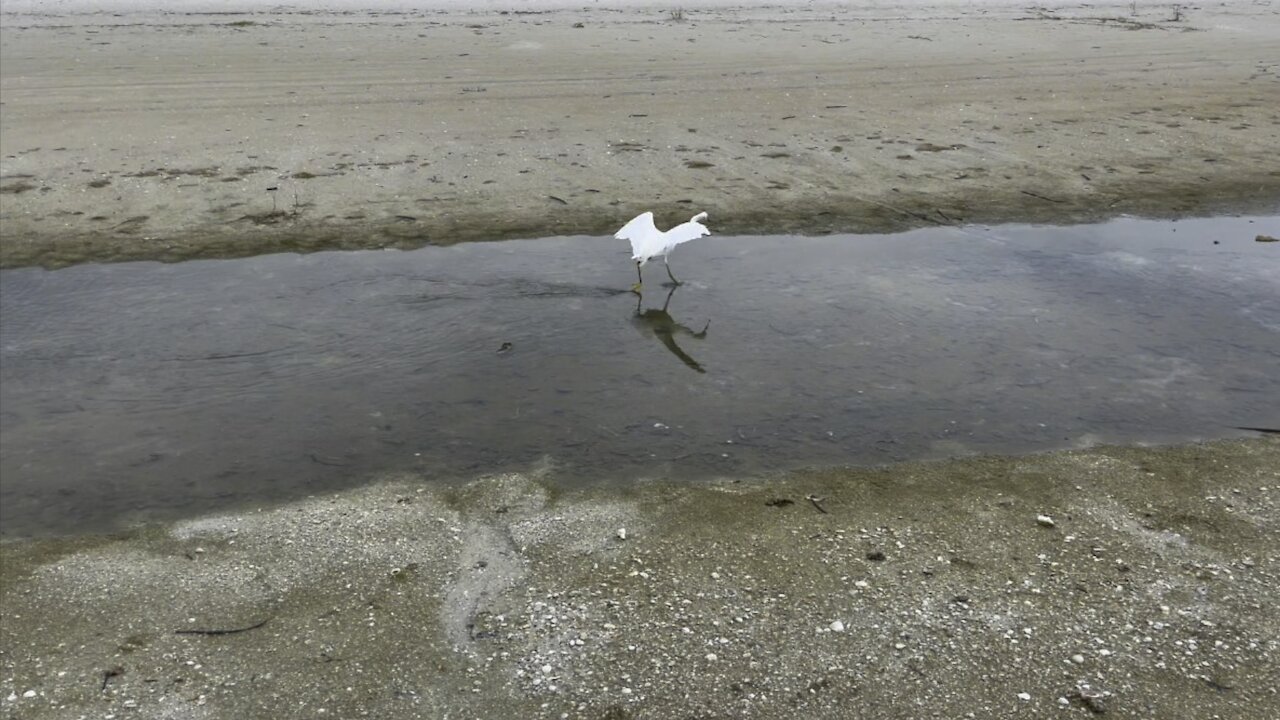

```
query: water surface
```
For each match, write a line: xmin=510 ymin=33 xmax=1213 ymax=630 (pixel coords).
xmin=2 ymin=216 xmax=1278 ymax=536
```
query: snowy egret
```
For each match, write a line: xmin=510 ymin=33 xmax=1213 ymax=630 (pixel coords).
xmin=614 ymin=210 xmax=710 ymax=291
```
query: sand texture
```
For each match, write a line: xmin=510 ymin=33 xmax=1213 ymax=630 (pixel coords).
xmin=2 ymin=3 xmax=1278 ymax=267
xmin=3 ymin=439 xmax=1278 ymax=719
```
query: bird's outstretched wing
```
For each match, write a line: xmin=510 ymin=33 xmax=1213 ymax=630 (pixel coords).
xmin=615 ymin=212 xmax=660 ymax=259
xmin=663 ymin=212 xmax=711 ymax=249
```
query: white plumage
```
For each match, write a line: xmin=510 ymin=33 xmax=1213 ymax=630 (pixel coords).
xmin=614 ymin=210 xmax=710 ymax=290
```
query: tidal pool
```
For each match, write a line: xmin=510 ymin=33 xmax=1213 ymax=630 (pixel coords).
xmin=2 ymin=215 xmax=1277 ymax=536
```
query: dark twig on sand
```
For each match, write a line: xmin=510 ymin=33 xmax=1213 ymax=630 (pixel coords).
xmin=101 ymin=665 xmax=124 ymax=691
xmin=1021 ymin=189 xmax=1066 ymax=203
xmin=175 ymin=619 xmax=270 ymax=636
xmin=807 ymin=494 xmax=829 ymax=514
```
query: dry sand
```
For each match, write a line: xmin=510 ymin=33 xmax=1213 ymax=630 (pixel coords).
xmin=2 ymin=2 xmax=1278 ymax=267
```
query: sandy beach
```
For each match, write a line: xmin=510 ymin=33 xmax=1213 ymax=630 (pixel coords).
xmin=2 ymin=2 xmax=1278 ymax=267
xmin=3 ymin=2 xmax=1280 ymax=718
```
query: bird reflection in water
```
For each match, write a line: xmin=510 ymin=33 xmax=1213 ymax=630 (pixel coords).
xmin=632 ymin=286 xmax=710 ymax=373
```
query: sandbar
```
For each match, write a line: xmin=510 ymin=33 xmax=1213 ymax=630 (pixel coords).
xmin=2 ymin=1 xmax=1278 ymax=266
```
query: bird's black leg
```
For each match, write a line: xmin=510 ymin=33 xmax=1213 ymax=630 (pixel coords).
xmin=664 ymin=258 xmax=681 ymax=287
xmin=631 ymin=261 xmax=643 ymax=293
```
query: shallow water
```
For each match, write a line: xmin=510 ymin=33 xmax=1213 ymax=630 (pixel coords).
xmin=2 ymin=216 xmax=1278 ymax=536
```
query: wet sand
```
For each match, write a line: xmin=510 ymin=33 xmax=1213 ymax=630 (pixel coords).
xmin=2 ymin=2 xmax=1279 ymax=267
xmin=3 ymin=439 xmax=1278 ymax=718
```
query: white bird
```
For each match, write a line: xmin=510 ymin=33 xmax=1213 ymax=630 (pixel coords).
xmin=614 ymin=211 xmax=710 ymax=291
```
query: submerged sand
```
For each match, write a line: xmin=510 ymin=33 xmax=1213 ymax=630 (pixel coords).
xmin=2 ymin=2 xmax=1278 ymax=267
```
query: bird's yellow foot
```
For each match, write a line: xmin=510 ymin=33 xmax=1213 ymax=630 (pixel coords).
xmin=630 ymin=282 xmax=643 ymax=293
